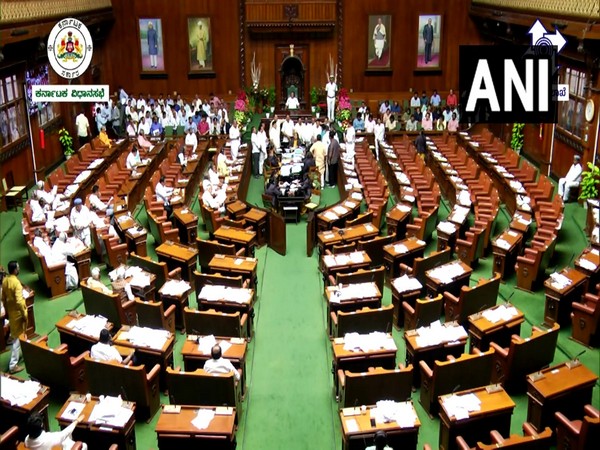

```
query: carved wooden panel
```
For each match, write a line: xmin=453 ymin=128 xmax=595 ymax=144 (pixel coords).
xmin=246 ymin=0 xmax=336 ymax=23
xmin=472 ymin=0 xmax=599 ymax=19
xmin=0 ymin=0 xmax=112 ymax=24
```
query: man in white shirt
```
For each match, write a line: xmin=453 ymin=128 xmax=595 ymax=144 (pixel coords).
xmin=325 ymin=76 xmax=338 ymax=121
xmin=203 ymin=344 xmax=240 ymax=381
xmin=119 ymin=86 xmax=129 ymax=105
xmin=229 ymin=122 xmax=241 ymax=160
xmin=257 ymin=123 xmax=268 ymax=174
xmin=269 ymin=116 xmax=281 ymax=153
xmin=405 ymin=115 xmax=418 ymax=132
xmin=201 ymin=179 xmax=226 ymax=212
xmin=75 ymin=110 xmax=90 ymax=147
xmin=251 ymin=126 xmax=261 ymax=178
xmin=285 ymin=91 xmax=299 ymax=110
xmin=91 ymin=329 xmax=126 ymax=363
xmin=280 ymin=115 xmax=294 ymax=150
xmin=126 ymin=146 xmax=141 ymax=171
xmin=410 ymin=93 xmax=421 ymax=109
xmin=51 ymin=232 xmax=80 ymax=290
xmin=34 ymin=180 xmax=57 ymax=205
xmin=88 ymin=185 xmax=113 ymax=216
xmin=373 ymin=118 xmax=386 ymax=161
xmin=558 ymin=155 xmax=583 ymax=201
xmin=25 ymin=411 xmax=87 ymax=450
xmin=155 ymin=175 xmax=174 ymax=217
xmin=86 ymin=267 xmax=112 ymax=295
xmin=70 ymin=198 xmax=92 ymax=247
xmin=344 ymin=123 xmax=356 ymax=161
xmin=185 ymin=128 xmax=198 ymax=152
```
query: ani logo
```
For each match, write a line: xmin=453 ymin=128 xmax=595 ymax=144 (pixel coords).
xmin=47 ymin=18 xmax=93 ymax=79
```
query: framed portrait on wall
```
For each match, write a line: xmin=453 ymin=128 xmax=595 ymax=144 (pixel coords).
xmin=187 ymin=17 xmax=213 ymax=75
xmin=138 ymin=18 xmax=165 ymax=72
xmin=367 ymin=15 xmax=392 ymax=71
xmin=416 ymin=14 xmax=442 ymax=70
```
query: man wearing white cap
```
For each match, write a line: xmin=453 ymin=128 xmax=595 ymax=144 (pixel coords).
xmin=70 ymin=198 xmax=92 ymax=247
xmin=558 ymin=154 xmax=583 ymax=201
xmin=86 ymin=267 xmax=112 ymax=294
xmin=51 ymin=233 xmax=79 ymax=290
xmin=201 ymin=179 xmax=225 ymax=212
xmin=34 ymin=180 xmax=57 ymax=205
xmin=229 ymin=122 xmax=241 ymax=160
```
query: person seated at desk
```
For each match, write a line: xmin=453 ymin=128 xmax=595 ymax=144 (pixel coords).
xmin=405 ymin=114 xmax=418 ymax=132
xmin=303 ymin=151 xmax=316 ymax=175
xmin=25 ymin=411 xmax=87 ymax=450
xmin=447 ymin=112 xmax=459 ymax=132
xmin=198 ymin=115 xmax=210 ymax=137
xmin=155 ymin=175 xmax=174 ymax=218
xmin=265 ymin=173 xmax=280 ymax=207
xmin=559 ymin=154 xmax=583 ymax=201
xmin=285 ymin=91 xmax=299 ymax=110
xmin=298 ymin=173 xmax=313 ymax=200
xmin=421 ymin=112 xmax=433 ymax=131
xmin=201 ymin=179 xmax=226 ymax=213
xmin=137 ymin=131 xmax=153 ymax=151
xmin=266 ymin=147 xmax=279 ymax=168
xmin=207 ymin=162 xmax=222 ymax=187
xmin=385 ymin=114 xmax=398 ymax=132
xmin=87 ymin=267 xmax=112 ymax=295
xmin=204 ymin=344 xmax=240 ymax=381
xmin=177 ymin=145 xmax=188 ymax=169
xmin=70 ymin=198 xmax=93 ymax=247
xmin=185 ymin=127 xmax=198 ymax=152
xmin=150 ymin=116 xmax=163 ymax=137
xmin=353 ymin=113 xmax=365 ymax=132
xmin=34 ymin=180 xmax=58 ymax=206
xmin=88 ymin=185 xmax=114 ymax=217
xmin=365 ymin=430 xmax=392 ymax=450
xmin=91 ymin=329 xmax=133 ymax=364
xmin=98 ymin=125 xmax=112 ymax=146
xmin=110 ymin=266 xmax=135 ymax=302
xmin=126 ymin=146 xmax=142 ymax=171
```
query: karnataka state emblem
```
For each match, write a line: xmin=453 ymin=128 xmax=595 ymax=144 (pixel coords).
xmin=47 ymin=18 xmax=93 ymax=79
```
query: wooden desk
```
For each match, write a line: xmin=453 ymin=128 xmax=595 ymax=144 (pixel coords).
xmin=340 ymin=403 xmax=420 ymax=450
xmin=182 ymin=336 xmax=248 ymax=392
xmin=72 ymin=247 xmax=92 ymax=281
xmin=197 ymin=286 xmax=255 ymax=336
xmin=56 ymin=394 xmax=136 ymax=450
xmin=574 ymin=248 xmax=600 ymax=293
xmin=208 ymin=255 xmax=258 ymax=290
xmin=404 ymin=323 xmax=468 ymax=387
xmin=213 ymin=226 xmax=257 ymax=256
xmin=468 ymin=304 xmax=525 ymax=351
xmin=242 ymin=208 xmax=267 ymax=246
xmin=331 ymin=334 xmax=397 ymax=392
xmin=317 ymin=200 xmax=360 ymax=231
xmin=317 ymin=223 xmax=379 ymax=255
xmin=383 ymin=237 xmax=426 ymax=282
xmin=113 ymin=326 xmax=175 ymax=390
xmin=173 ymin=207 xmax=198 ymax=244
xmin=436 ymin=221 xmax=460 ymax=253
xmin=0 ymin=374 xmax=50 ymax=440
xmin=385 ymin=203 xmax=412 ymax=239
xmin=544 ymin=267 xmax=589 ymax=326
xmin=438 ymin=385 xmax=516 ymax=450
xmin=491 ymin=230 xmax=523 ymax=280
xmin=325 ymin=282 xmax=382 ymax=331
xmin=526 ymin=361 xmax=598 ymax=432
xmin=155 ymin=405 xmax=237 ymax=450
xmin=390 ymin=277 xmax=423 ymax=330
xmin=322 ymin=251 xmax=372 ymax=282
xmin=23 ymin=287 xmax=36 ymax=338
xmin=56 ymin=313 xmax=112 ymax=356
xmin=158 ymin=280 xmax=192 ymax=331
xmin=124 ymin=226 xmax=148 ymax=257
xmin=226 ymin=200 xmax=248 ymax=220
xmin=155 ymin=242 xmax=198 ymax=287
xmin=425 ymin=261 xmax=473 ymax=298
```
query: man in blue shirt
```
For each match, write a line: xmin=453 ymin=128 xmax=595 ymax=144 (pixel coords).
xmin=430 ymin=89 xmax=441 ymax=108
xmin=353 ymin=113 xmax=365 ymax=132
xmin=150 ymin=116 xmax=163 ymax=137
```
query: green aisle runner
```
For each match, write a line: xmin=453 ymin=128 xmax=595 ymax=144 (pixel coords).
xmin=240 ymin=223 xmax=338 ymax=449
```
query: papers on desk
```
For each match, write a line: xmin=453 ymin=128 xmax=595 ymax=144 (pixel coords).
xmin=198 ymin=335 xmax=233 ymax=355
xmin=333 ymin=206 xmax=349 ymax=216
xmin=364 ymin=224 xmax=375 ymax=233
xmin=0 ymin=376 xmax=41 ymax=406
xmin=437 ymin=221 xmax=457 ymax=235
xmin=578 ymin=258 xmax=597 ymax=272
xmin=129 ymin=273 xmax=151 ymax=288
xmin=494 ymin=238 xmax=511 ymax=250
xmin=87 ymin=158 xmax=104 ymax=169
xmin=394 ymin=244 xmax=409 ymax=254
xmin=63 ymin=184 xmax=78 ymax=197
xmin=192 ymin=409 xmax=216 ymax=430
xmin=160 ymin=279 xmax=191 ymax=297
xmin=427 ymin=262 xmax=466 ymax=284
xmin=66 ymin=315 xmax=108 ymax=338
xmin=199 ymin=285 xmax=252 ymax=304
xmin=345 ymin=418 xmax=359 ymax=432
xmin=404 ymin=195 xmax=416 ymax=203
xmin=513 ymin=214 xmax=532 ymax=226
xmin=549 ymin=272 xmax=572 ymax=289
xmin=330 ymin=282 xmax=378 ymax=303
xmin=61 ymin=401 xmax=86 ymax=421
xmin=89 ymin=395 xmax=133 ymax=428
xmin=372 ymin=400 xmax=417 ymax=428
xmin=343 ymin=332 xmax=396 ymax=353
xmin=456 ymin=190 xmax=472 ymax=207
xmin=351 ymin=192 xmax=363 ymax=201
xmin=414 ymin=320 xmax=468 ymax=348
xmin=118 ymin=326 xmax=170 ymax=349
xmin=395 ymin=203 xmax=411 ymax=213
xmin=441 ymin=393 xmax=481 ymax=420
xmin=324 ymin=211 xmax=339 ymax=221
xmin=392 ymin=275 xmax=423 ymax=293
xmin=481 ymin=305 xmax=519 ymax=323
xmin=324 ymin=252 xmax=364 ymax=267
xmin=73 ymin=170 xmax=92 ymax=184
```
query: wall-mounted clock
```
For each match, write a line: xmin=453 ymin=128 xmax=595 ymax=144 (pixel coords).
xmin=585 ymin=99 xmax=595 ymax=122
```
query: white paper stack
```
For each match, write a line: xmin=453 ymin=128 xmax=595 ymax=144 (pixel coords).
xmin=414 ymin=320 xmax=468 ymax=348
xmin=119 ymin=326 xmax=170 ymax=349
xmin=393 ymin=244 xmax=408 ymax=254
xmin=481 ymin=305 xmax=519 ymax=323
xmin=191 ymin=409 xmax=216 ymax=430
xmin=160 ymin=279 xmax=191 ymax=296
xmin=437 ymin=221 xmax=457 ymax=235
xmin=392 ymin=275 xmax=423 ymax=293
xmin=549 ymin=272 xmax=572 ymax=289
xmin=494 ymin=238 xmax=511 ymax=250
xmin=578 ymin=258 xmax=597 ymax=271
xmin=67 ymin=315 xmax=108 ymax=338
xmin=199 ymin=285 xmax=252 ymax=304
xmin=89 ymin=395 xmax=133 ymax=428
xmin=441 ymin=393 xmax=481 ymax=420
xmin=371 ymin=400 xmax=417 ymax=428
xmin=343 ymin=332 xmax=396 ymax=353
xmin=0 ymin=376 xmax=41 ymax=406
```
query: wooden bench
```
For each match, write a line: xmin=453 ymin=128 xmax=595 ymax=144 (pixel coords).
xmin=84 ymin=356 xmax=160 ymax=422
xmin=444 ymin=273 xmax=501 ymax=326
xmin=337 ymin=365 xmax=413 ymax=408
xmin=183 ymin=308 xmax=249 ymax=339
xmin=27 ymin=241 xmax=66 ymax=298
xmin=330 ymin=305 xmax=393 ymax=337
xmin=419 ymin=348 xmax=495 ymax=416
xmin=196 ymin=239 xmax=245 ymax=273
xmin=555 ymin=404 xmax=599 ymax=450
xmin=81 ymin=279 xmax=137 ymax=329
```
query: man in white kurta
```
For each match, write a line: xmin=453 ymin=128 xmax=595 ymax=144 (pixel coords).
xmin=373 ymin=17 xmax=387 ymax=59
xmin=51 ymin=233 xmax=80 ymax=290
xmin=373 ymin=118 xmax=386 ymax=161
xmin=281 ymin=116 xmax=294 ymax=149
xmin=203 ymin=344 xmax=240 ymax=380
xmin=269 ymin=116 xmax=281 ymax=152
xmin=229 ymin=122 xmax=241 ymax=160
xmin=126 ymin=147 xmax=141 ymax=171
xmin=325 ymin=77 xmax=338 ymax=121
xmin=558 ymin=155 xmax=583 ymax=201
xmin=70 ymin=198 xmax=92 ymax=247
xmin=344 ymin=124 xmax=356 ymax=161
xmin=25 ymin=412 xmax=87 ymax=450
xmin=185 ymin=128 xmax=198 ymax=152
xmin=285 ymin=92 xmax=299 ymax=110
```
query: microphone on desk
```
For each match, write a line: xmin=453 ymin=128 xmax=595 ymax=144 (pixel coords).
xmin=573 ymin=349 xmax=586 ymax=360
xmin=120 ymin=386 xmax=128 ymax=401
xmin=503 ymin=292 xmax=514 ymax=305
xmin=452 ymin=384 xmax=461 ymax=394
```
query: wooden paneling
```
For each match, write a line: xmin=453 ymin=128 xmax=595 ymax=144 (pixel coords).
xmin=102 ymin=0 xmax=241 ymax=97
xmin=246 ymin=1 xmax=336 ymax=23
xmin=341 ymin=0 xmax=480 ymax=92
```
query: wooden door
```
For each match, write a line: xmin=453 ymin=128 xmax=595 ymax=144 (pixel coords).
xmin=268 ymin=211 xmax=286 ymax=256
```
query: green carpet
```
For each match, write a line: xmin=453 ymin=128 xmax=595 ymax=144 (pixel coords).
xmin=1 ymin=173 xmax=599 ymax=449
